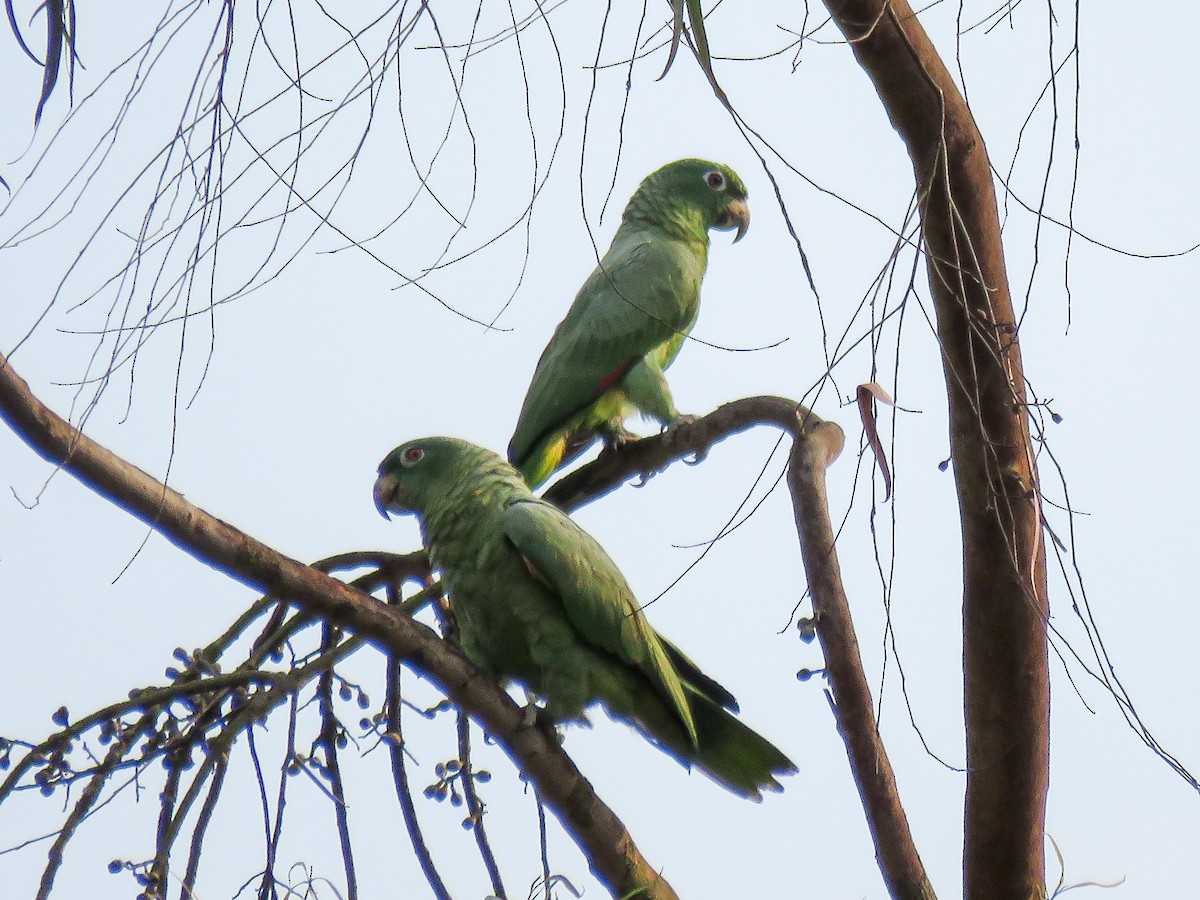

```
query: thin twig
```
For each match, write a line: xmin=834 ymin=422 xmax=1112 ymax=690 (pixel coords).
xmin=385 ymin=652 xmax=452 ymax=900
xmin=317 ymin=622 xmax=357 ymax=900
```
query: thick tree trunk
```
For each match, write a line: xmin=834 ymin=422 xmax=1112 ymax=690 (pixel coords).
xmin=822 ymin=2 xmax=1051 ymax=897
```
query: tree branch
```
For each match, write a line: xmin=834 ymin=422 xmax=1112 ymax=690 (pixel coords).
xmin=542 ymin=395 xmax=837 ymax=511
xmin=0 ymin=352 xmax=677 ymax=900
xmin=788 ymin=436 xmax=934 ymax=899
xmin=1 ymin=354 xmax=934 ymax=897
xmin=550 ymin=396 xmax=936 ymax=896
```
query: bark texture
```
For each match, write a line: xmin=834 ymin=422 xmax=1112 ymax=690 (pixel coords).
xmin=822 ymin=2 xmax=1051 ymax=896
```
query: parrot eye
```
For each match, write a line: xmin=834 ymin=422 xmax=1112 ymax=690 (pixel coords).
xmin=704 ymin=169 xmax=726 ymax=191
xmin=401 ymin=446 xmax=425 ymax=467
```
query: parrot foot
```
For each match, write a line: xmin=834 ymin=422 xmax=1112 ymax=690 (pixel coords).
xmin=600 ymin=426 xmax=639 ymax=450
xmin=521 ymin=702 xmax=540 ymax=729
xmin=666 ymin=415 xmax=708 ymax=466
xmin=519 ymin=701 xmax=566 ymax=745
xmin=597 ymin=427 xmax=648 ymax=480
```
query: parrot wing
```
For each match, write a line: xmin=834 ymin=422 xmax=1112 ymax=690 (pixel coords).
xmin=508 ymin=233 xmax=701 ymax=467
xmin=500 ymin=496 xmax=698 ymax=744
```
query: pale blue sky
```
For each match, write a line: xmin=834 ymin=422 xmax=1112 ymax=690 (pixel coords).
xmin=1 ymin=2 xmax=1198 ymax=897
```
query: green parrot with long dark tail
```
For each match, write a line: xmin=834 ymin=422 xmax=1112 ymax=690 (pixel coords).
xmin=508 ymin=158 xmax=750 ymax=488
xmin=374 ymin=436 xmax=796 ymax=800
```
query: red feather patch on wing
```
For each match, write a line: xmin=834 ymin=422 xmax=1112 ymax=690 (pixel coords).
xmin=593 ymin=359 xmax=637 ymax=397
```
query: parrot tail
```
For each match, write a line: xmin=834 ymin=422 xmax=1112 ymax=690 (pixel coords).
xmin=606 ymin=682 xmax=797 ymax=802
xmin=684 ymin=690 xmax=798 ymax=801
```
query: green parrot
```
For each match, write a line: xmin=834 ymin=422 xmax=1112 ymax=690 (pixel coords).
xmin=508 ymin=158 xmax=750 ymax=488
xmin=374 ymin=436 xmax=796 ymax=800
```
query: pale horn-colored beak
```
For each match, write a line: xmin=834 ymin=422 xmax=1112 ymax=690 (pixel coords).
xmin=718 ymin=198 xmax=750 ymax=243
xmin=373 ymin=473 xmax=398 ymax=520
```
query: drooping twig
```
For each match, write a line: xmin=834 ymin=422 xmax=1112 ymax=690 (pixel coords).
xmin=384 ymin=656 xmax=452 ymax=900
xmin=150 ymin=742 xmax=183 ymax=899
xmin=181 ymin=755 xmax=229 ymax=899
xmin=457 ymin=710 xmax=506 ymax=898
xmin=250 ymin=711 xmax=281 ymax=900
xmin=535 ymin=790 xmax=552 ymax=900
xmin=317 ymin=622 xmax=358 ymax=900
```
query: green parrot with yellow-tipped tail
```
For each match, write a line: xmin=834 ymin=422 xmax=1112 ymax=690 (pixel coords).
xmin=374 ymin=436 xmax=795 ymax=800
xmin=508 ymin=158 xmax=750 ymax=488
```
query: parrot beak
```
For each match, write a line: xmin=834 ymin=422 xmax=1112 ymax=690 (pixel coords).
xmin=717 ymin=198 xmax=750 ymax=243
xmin=373 ymin=472 xmax=400 ymax=520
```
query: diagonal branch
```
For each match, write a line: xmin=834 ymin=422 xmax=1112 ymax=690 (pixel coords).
xmin=0 ymin=351 xmax=677 ymax=900
xmin=788 ymin=431 xmax=934 ymax=900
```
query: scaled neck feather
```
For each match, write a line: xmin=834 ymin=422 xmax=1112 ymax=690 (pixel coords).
xmin=621 ymin=184 xmax=709 ymax=251
xmin=419 ymin=452 xmax=529 ymax=550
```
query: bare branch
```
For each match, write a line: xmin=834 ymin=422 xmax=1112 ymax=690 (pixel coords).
xmin=0 ymin=350 xmax=677 ymax=900
xmin=788 ymin=429 xmax=934 ymax=899
xmin=542 ymin=395 xmax=839 ymax=511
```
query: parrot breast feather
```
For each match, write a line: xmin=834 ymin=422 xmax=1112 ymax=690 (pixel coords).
xmin=500 ymin=498 xmax=698 ymax=745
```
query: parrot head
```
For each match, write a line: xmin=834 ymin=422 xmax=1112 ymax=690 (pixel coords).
xmin=374 ymin=436 xmax=462 ymax=519
xmin=374 ymin=436 xmax=518 ymax=520
xmin=636 ymin=158 xmax=751 ymax=242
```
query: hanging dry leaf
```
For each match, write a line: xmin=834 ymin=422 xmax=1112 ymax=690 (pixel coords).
xmin=857 ymin=382 xmax=894 ymax=501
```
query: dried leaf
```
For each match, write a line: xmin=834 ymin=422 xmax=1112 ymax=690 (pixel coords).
xmin=857 ymin=382 xmax=894 ymax=501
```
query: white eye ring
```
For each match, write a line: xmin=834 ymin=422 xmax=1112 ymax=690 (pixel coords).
xmin=704 ymin=169 xmax=726 ymax=191
xmin=401 ymin=446 xmax=425 ymax=467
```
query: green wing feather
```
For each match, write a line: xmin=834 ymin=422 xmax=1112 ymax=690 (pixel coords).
xmin=502 ymin=497 xmax=796 ymax=799
xmin=500 ymin=496 xmax=699 ymax=746
xmin=508 ymin=230 xmax=703 ymax=478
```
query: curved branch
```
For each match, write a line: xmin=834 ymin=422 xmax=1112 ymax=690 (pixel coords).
xmin=547 ymin=395 xmax=935 ymax=896
xmin=788 ymin=434 xmax=934 ymax=899
xmin=542 ymin=395 xmax=841 ymax=511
